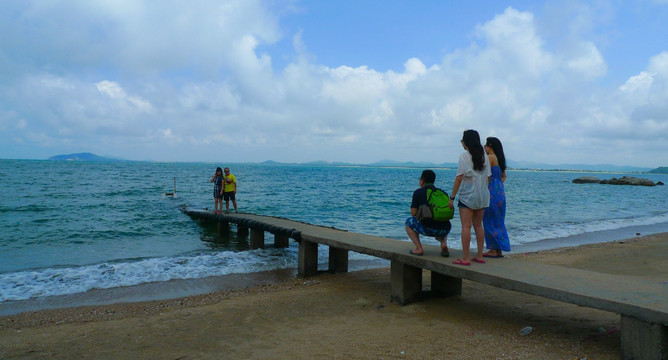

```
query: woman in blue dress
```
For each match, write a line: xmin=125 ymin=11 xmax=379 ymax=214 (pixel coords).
xmin=482 ymin=137 xmax=510 ymax=257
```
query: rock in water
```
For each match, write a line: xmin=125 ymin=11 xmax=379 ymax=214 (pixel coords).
xmin=599 ymin=176 xmax=656 ymax=186
xmin=572 ymin=176 xmax=600 ymax=184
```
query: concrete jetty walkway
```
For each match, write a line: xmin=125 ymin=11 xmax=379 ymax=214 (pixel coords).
xmin=183 ymin=208 xmax=668 ymax=359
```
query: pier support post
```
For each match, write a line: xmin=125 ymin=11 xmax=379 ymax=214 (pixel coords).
xmin=250 ymin=228 xmax=265 ymax=249
xmin=217 ymin=221 xmax=230 ymax=236
xmin=298 ymin=240 xmax=318 ymax=277
xmin=390 ymin=260 xmax=422 ymax=305
xmin=430 ymin=271 xmax=461 ymax=297
xmin=328 ymin=247 xmax=348 ymax=273
xmin=621 ymin=315 xmax=667 ymax=359
xmin=237 ymin=226 xmax=249 ymax=239
xmin=274 ymin=234 xmax=289 ymax=248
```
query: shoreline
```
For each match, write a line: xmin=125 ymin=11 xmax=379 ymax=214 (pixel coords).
xmin=2 ymin=222 xmax=668 ymax=317
xmin=3 ymin=232 xmax=666 ymax=324
xmin=511 ymin=220 xmax=668 ymax=253
xmin=2 ymin=232 xmax=667 ymax=359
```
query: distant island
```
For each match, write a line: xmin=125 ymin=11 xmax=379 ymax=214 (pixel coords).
xmin=48 ymin=152 xmax=122 ymax=162
xmin=44 ymin=153 xmax=663 ymax=173
xmin=261 ymin=159 xmax=653 ymax=172
xmin=649 ymin=167 xmax=668 ymax=174
xmin=261 ymin=159 xmax=459 ymax=168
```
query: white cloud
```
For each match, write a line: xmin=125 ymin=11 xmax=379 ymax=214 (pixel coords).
xmin=0 ymin=1 xmax=666 ymax=166
xmin=620 ymin=72 xmax=655 ymax=93
xmin=95 ymin=80 xmax=152 ymax=112
xmin=96 ymin=81 xmax=127 ymax=100
xmin=474 ymin=7 xmax=552 ymax=77
xmin=566 ymin=41 xmax=606 ymax=78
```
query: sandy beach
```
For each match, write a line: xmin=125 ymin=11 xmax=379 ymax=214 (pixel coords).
xmin=1 ymin=233 xmax=666 ymax=360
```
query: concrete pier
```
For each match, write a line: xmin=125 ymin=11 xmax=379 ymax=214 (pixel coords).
xmin=182 ymin=208 xmax=668 ymax=360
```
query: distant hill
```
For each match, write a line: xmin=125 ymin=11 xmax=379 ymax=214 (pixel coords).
xmin=260 ymin=159 xmax=458 ymax=169
xmin=257 ymin=159 xmax=653 ymax=172
xmin=48 ymin=152 xmax=122 ymax=162
xmin=304 ymin=160 xmax=354 ymax=166
xmin=259 ymin=160 xmax=288 ymax=166
xmin=649 ymin=167 xmax=668 ymax=174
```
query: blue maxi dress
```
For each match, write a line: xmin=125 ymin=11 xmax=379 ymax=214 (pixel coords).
xmin=483 ymin=166 xmax=510 ymax=251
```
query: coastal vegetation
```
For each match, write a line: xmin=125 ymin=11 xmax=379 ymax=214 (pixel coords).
xmin=649 ymin=167 xmax=668 ymax=174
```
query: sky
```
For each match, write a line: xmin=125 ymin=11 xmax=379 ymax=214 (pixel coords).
xmin=1 ymin=0 xmax=668 ymax=167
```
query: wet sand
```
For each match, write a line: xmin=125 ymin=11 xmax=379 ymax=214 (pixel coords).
xmin=1 ymin=233 xmax=666 ymax=360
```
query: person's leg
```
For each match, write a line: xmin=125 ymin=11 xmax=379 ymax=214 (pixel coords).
xmin=459 ymin=207 xmax=473 ymax=262
xmin=472 ymin=209 xmax=485 ymax=261
xmin=436 ymin=235 xmax=449 ymax=256
xmin=223 ymin=193 xmax=230 ymax=212
xmin=405 ymin=225 xmax=423 ymax=255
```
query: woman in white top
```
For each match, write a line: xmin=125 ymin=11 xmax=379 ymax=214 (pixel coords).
xmin=449 ymin=130 xmax=491 ymax=265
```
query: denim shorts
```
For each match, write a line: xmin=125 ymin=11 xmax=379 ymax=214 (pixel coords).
xmin=405 ymin=216 xmax=450 ymax=239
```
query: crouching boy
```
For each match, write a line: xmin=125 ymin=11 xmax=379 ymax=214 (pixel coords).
xmin=406 ymin=169 xmax=451 ymax=256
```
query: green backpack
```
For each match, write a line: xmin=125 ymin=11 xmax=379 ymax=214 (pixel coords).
xmin=418 ymin=187 xmax=454 ymax=222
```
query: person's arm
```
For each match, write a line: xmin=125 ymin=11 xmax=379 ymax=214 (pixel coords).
xmin=449 ymin=174 xmax=463 ymax=209
xmin=210 ymin=175 xmax=215 ymax=183
xmin=409 ymin=189 xmax=419 ymax=217
xmin=501 ymin=171 xmax=507 ymax=183
xmin=233 ymin=179 xmax=237 ymax=194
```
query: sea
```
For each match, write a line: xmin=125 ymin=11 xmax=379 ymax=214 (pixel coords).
xmin=1 ymin=159 xmax=667 ymax=314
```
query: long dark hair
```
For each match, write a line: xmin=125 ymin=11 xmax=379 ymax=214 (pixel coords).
xmin=462 ymin=130 xmax=485 ymax=171
xmin=485 ymin=137 xmax=506 ymax=172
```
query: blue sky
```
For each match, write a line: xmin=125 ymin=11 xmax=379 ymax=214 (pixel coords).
xmin=1 ymin=0 xmax=667 ymax=167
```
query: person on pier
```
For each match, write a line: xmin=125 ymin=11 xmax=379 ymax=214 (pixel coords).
xmin=210 ymin=167 xmax=224 ymax=214
xmin=482 ymin=137 xmax=510 ymax=258
xmin=223 ymin=167 xmax=238 ymax=213
xmin=405 ymin=170 xmax=452 ymax=257
xmin=449 ymin=129 xmax=491 ymax=266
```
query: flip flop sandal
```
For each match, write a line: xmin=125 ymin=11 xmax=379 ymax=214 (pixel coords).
xmin=452 ymin=259 xmax=470 ymax=266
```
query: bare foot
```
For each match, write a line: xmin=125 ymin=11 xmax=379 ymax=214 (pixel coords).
xmin=472 ymin=256 xmax=486 ymax=264
xmin=409 ymin=249 xmax=424 ymax=256
xmin=440 ymin=242 xmax=449 ymax=257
